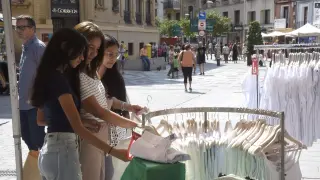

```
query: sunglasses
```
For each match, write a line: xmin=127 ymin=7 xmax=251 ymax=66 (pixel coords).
xmin=15 ymin=25 xmax=32 ymax=31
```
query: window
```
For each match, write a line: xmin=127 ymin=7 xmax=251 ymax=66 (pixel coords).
xmin=128 ymin=43 xmax=134 ymax=56
xmin=248 ymin=11 xmax=256 ymax=24
xmin=167 ymin=13 xmax=171 ymax=20
xmin=139 ymin=42 xmax=144 ymax=50
xmin=136 ymin=0 xmax=142 ymax=12
xmin=281 ymin=6 xmax=289 ymax=28
xmin=303 ymin=7 xmax=308 ymax=25
xmin=155 ymin=9 xmax=158 ymax=17
xmin=95 ymin=0 xmax=104 ymax=8
xmin=263 ymin=9 xmax=270 ymax=24
xmin=188 ymin=6 xmax=193 ymax=18
xmin=176 ymin=12 xmax=180 ymax=21
xmin=234 ymin=10 xmax=240 ymax=25
xmin=112 ymin=0 xmax=119 ymax=12
xmin=125 ymin=0 xmax=130 ymax=11
xmin=146 ymin=0 xmax=151 ymax=15
xmin=223 ymin=11 xmax=228 ymax=17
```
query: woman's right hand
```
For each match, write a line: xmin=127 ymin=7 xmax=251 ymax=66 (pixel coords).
xmin=111 ymin=148 xmax=131 ymax=162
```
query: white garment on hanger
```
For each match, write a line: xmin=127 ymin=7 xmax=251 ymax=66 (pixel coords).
xmin=130 ymin=131 xmax=191 ymax=163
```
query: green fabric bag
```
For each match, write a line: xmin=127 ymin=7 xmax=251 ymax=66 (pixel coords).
xmin=173 ymin=58 xmax=179 ymax=68
xmin=121 ymin=158 xmax=185 ymax=180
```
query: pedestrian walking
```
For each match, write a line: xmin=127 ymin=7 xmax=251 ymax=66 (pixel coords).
xmin=167 ymin=45 xmax=175 ymax=78
xmin=75 ymin=22 xmax=142 ymax=180
xmin=232 ymin=42 xmax=238 ymax=63
xmin=140 ymin=45 xmax=151 ymax=71
xmin=16 ymin=15 xmax=46 ymax=165
xmin=179 ymin=44 xmax=196 ymax=92
xmin=223 ymin=44 xmax=230 ymax=63
xmin=207 ymin=42 xmax=213 ymax=59
xmin=197 ymin=43 xmax=206 ymax=75
xmin=118 ymin=43 xmax=126 ymax=74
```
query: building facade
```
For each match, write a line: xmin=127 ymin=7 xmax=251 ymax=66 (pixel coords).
xmin=3 ymin=0 xmax=159 ymax=60
xmin=274 ymin=0 xmax=295 ymax=30
xmin=206 ymin=0 xmax=274 ymax=44
xmin=295 ymin=0 xmax=320 ymax=28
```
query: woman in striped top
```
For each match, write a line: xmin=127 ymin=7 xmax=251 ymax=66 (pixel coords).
xmin=74 ymin=22 xmax=143 ymax=180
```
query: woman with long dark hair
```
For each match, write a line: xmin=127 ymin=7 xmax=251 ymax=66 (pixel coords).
xmin=97 ymin=34 xmax=130 ymax=180
xmin=31 ymin=28 xmax=117 ymax=180
xmin=74 ymin=22 xmax=143 ymax=180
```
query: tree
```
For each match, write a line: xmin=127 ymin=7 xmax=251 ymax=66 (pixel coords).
xmin=157 ymin=19 xmax=180 ymax=37
xmin=206 ymin=11 xmax=231 ymax=37
xmin=247 ymin=21 xmax=263 ymax=65
xmin=179 ymin=18 xmax=196 ymax=37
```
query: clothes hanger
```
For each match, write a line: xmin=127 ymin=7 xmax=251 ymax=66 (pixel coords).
xmin=250 ymin=125 xmax=280 ymax=155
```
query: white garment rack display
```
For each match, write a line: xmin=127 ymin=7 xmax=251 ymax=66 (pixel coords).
xmin=253 ymin=43 xmax=320 ymax=109
xmin=141 ymin=107 xmax=286 ymax=180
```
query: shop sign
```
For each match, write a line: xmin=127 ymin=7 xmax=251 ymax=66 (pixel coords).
xmin=172 ymin=24 xmax=181 ymax=36
xmin=252 ymin=57 xmax=258 ymax=75
xmin=51 ymin=0 xmax=79 ymax=18
xmin=233 ymin=25 xmax=243 ymax=31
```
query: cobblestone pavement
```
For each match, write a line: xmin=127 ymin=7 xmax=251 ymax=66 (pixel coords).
xmin=0 ymin=60 xmax=319 ymax=179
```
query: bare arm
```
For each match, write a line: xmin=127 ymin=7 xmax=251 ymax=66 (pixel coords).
xmin=37 ymin=109 xmax=47 ymax=126
xmin=59 ymin=94 xmax=129 ymax=161
xmin=81 ymin=96 xmax=137 ymax=128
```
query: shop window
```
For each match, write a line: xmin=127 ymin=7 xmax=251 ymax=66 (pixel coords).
xmin=128 ymin=42 xmax=133 ymax=56
xmin=139 ymin=42 xmax=144 ymax=51
xmin=42 ymin=33 xmax=50 ymax=44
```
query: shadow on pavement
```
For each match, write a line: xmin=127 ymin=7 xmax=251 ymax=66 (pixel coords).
xmin=188 ymin=91 xmax=206 ymax=95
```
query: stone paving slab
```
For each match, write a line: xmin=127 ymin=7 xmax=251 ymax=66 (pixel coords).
xmin=0 ymin=61 xmax=320 ymax=179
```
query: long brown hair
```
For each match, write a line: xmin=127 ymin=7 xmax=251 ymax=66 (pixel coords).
xmin=74 ymin=21 xmax=105 ymax=78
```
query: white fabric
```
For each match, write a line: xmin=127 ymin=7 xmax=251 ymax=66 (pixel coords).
xmin=130 ymin=131 xmax=191 ymax=163
xmin=244 ymin=52 xmax=320 ymax=146
xmin=286 ymin=23 xmax=320 ymax=37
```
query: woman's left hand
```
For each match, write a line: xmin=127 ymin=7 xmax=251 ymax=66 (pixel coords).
xmin=127 ymin=104 xmax=144 ymax=113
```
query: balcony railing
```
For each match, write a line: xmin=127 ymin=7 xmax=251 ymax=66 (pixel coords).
xmin=222 ymin=0 xmax=229 ymax=5
xmin=124 ymin=10 xmax=132 ymax=24
xmin=163 ymin=0 xmax=180 ymax=10
xmin=136 ymin=12 xmax=142 ymax=25
xmin=146 ymin=14 xmax=152 ymax=25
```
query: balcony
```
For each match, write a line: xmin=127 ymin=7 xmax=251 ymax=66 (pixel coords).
xmin=124 ymin=10 xmax=132 ymax=24
xmin=163 ymin=0 xmax=180 ymax=10
xmin=222 ymin=0 xmax=229 ymax=5
xmin=146 ymin=14 xmax=152 ymax=25
xmin=136 ymin=12 xmax=142 ymax=25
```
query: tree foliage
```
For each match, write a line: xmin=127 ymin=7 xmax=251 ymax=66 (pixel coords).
xmin=157 ymin=18 xmax=179 ymax=37
xmin=179 ymin=18 xmax=196 ymax=37
xmin=206 ymin=11 xmax=231 ymax=36
xmin=247 ymin=21 xmax=263 ymax=55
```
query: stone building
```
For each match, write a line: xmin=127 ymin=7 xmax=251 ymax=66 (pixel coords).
xmin=3 ymin=0 xmax=159 ymax=60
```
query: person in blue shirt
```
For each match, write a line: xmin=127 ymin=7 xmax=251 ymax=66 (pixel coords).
xmin=16 ymin=15 xmax=46 ymax=157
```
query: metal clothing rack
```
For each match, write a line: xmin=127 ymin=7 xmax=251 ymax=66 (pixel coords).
xmin=142 ymin=107 xmax=285 ymax=180
xmin=253 ymin=43 xmax=320 ymax=109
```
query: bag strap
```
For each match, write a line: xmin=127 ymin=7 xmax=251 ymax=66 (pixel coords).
xmin=180 ymin=51 xmax=184 ymax=62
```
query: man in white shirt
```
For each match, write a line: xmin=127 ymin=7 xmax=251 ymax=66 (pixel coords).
xmin=207 ymin=42 xmax=213 ymax=59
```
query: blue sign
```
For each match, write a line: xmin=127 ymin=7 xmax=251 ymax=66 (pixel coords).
xmin=199 ymin=11 xmax=206 ymax=20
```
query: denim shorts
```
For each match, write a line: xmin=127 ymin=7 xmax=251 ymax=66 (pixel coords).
xmin=38 ymin=132 xmax=82 ymax=180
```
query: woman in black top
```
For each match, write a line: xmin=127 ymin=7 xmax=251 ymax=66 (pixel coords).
xmin=197 ymin=43 xmax=206 ymax=75
xmin=232 ymin=43 xmax=238 ymax=63
xmin=30 ymin=28 xmax=125 ymax=180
